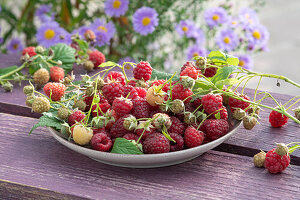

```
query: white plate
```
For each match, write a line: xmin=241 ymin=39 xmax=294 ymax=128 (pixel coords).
xmin=48 ymin=119 xmax=241 ymax=168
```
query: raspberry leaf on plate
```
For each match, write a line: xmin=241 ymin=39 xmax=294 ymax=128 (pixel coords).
xmin=111 ymin=138 xmax=143 ymax=155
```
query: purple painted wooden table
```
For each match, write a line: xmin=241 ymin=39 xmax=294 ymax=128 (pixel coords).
xmin=0 ymin=54 xmax=299 ymax=199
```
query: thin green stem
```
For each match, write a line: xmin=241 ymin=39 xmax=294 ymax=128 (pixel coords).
xmin=286 ymin=98 xmax=300 ymax=111
xmin=0 ymin=63 xmax=27 ymax=80
xmin=253 ymin=76 xmax=262 ymax=102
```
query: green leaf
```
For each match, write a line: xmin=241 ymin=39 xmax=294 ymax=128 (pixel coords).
xmin=28 ymin=56 xmax=50 ymax=75
xmin=111 ymin=138 xmax=143 ymax=154
xmin=215 ymin=78 xmax=240 ymax=89
xmin=151 ymin=68 xmax=179 ymax=81
xmin=288 ymin=144 xmax=300 ymax=154
xmin=0 ymin=65 xmax=21 ymax=79
xmin=98 ymin=61 xmax=118 ymax=68
xmin=74 ymin=39 xmax=88 ymax=53
xmin=50 ymin=43 xmax=76 ymax=73
xmin=29 ymin=113 xmax=62 ymax=134
xmin=208 ymin=51 xmax=239 ymax=66
xmin=162 ymin=129 xmax=176 ymax=143
xmin=211 ymin=66 xmax=238 ymax=84
xmin=193 ymin=79 xmax=214 ymax=91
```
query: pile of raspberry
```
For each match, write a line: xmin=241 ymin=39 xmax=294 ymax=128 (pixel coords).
xmin=63 ymin=61 xmax=247 ymax=154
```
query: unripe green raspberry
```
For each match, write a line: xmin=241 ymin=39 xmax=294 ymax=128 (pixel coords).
xmin=33 ymin=68 xmax=50 ymax=87
xmin=123 ymin=115 xmax=137 ymax=131
xmin=253 ymin=151 xmax=266 ymax=167
xmin=233 ymin=108 xmax=246 ymax=120
xmin=184 ymin=112 xmax=197 ymax=125
xmin=294 ymin=107 xmax=300 ymax=120
xmin=85 ymin=86 xmax=94 ymax=96
xmin=35 ymin=46 xmax=45 ymax=54
xmin=180 ymin=76 xmax=195 ymax=89
xmin=32 ymin=97 xmax=50 ymax=113
xmin=26 ymin=95 xmax=36 ymax=107
xmin=73 ymin=100 xmax=87 ymax=111
xmin=195 ymin=57 xmax=207 ymax=69
xmin=23 ymin=85 xmax=34 ymax=96
xmin=275 ymin=143 xmax=289 ymax=156
xmin=152 ymin=113 xmax=172 ymax=131
xmin=243 ymin=116 xmax=257 ymax=130
xmin=57 ymin=107 xmax=71 ymax=121
xmin=2 ymin=81 xmax=13 ymax=92
xmin=170 ymin=99 xmax=184 ymax=114
xmin=83 ymin=61 xmax=94 ymax=71
xmin=93 ymin=77 xmax=105 ymax=90
xmin=136 ymin=79 xmax=148 ymax=88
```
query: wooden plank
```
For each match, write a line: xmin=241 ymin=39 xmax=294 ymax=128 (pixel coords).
xmin=0 ymin=113 xmax=299 ymax=199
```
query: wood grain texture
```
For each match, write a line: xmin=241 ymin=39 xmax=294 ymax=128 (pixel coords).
xmin=0 ymin=113 xmax=299 ymax=200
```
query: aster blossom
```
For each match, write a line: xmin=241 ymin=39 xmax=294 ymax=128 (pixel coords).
xmin=6 ymin=38 xmax=23 ymax=54
xmin=239 ymin=8 xmax=259 ymax=26
xmin=105 ymin=0 xmax=129 ymax=17
xmin=246 ymin=24 xmax=269 ymax=47
xmin=132 ymin=7 xmax=159 ymax=35
xmin=94 ymin=31 xmax=110 ymax=47
xmin=216 ymin=29 xmax=239 ymax=52
xmin=204 ymin=7 xmax=228 ymax=28
xmin=90 ymin=18 xmax=116 ymax=40
xmin=237 ymin=54 xmax=253 ymax=70
xmin=186 ymin=45 xmax=207 ymax=60
xmin=36 ymin=22 xmax=62 ymax=48
xmin=35 ymin=5 xmax=54 ymax=22
xmin=194 ymin=28 xmax=206 ymax=45
xmin=175 ymin=20 xmax=197 ymax=38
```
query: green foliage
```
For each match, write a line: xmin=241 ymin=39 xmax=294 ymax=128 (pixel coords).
xmin=208 ymin=51 xmax=239 ymax=66
xmin=0 ymin=65 xmax=22 ymax=78
xmin=151 ymin=68 xmax=179 ymax=81
xmin=29 ymin=112 xmax=63 ymax=135
xmin=111 ymin=138 xmax=143 ymax=154
xmin=50 ymin=43 xmax=76 ymax=73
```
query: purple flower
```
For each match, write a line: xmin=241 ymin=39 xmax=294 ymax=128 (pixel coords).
xmin=239 ymin=8 xmax=259 ymax=26
xmin=6 ymin=38 xmax=24 ymax=54
xmin=0 ymin=37 xmax=3 ymax=44
xmin=36 ymin=22 xmax=62 ymax=48
xmin=118 ymin=57 xmax=135 ymax=76
xmin=94 ymin=31 xmax=109 ymax=47
xmin=105 ymin=0 xmax=129 ymax=17
xmin=246 ymin=24 xmax=269 ymax=47
xmin=91 ymin=18 xmax=116 ymax=40
xmin=194 ymin=28 xmax=206 ymax=45
xmin=186 ymin=45 xmax=207 ymax=60
xmin=204 ymin=7 xmax=228 ymax=27
xmin=132 ymin=7 xmax=159 ymax=35
xmin=73 ymin=26 xmax=90 ymax=39
xmin=35 ymin=5 xmax=54 ymax=22
xmin=227 ymin=16 xmax=240 ymax=28
xmin=216 ymin=29 xmax=239 ymax=52
xmin=58 ymin=28 xmax=72 ymax=45
xmin=175 ymin=20 xmax=196 ymax=38
xmin=238 ymin=55 xmax=253 ymax=70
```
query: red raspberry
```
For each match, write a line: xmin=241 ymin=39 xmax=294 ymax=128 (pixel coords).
xmin=210 ymin=106 xmax=228 ymax=120
xmin=105 ymin=110 xmax=118 ymax=129
xmin=180 ymin=61 xmax=197 ymax=72
xmin=169 ymin=132 xmax=184 ymax=152
xmin=269 ymin=110 xmax=289 ymax=128
xmin=136 ymin=126 xmax=155 ymax=140
xmin=202 ymin=119 xmax=229 ymax=140
xmin=89 ymin=50 xmax=105 ymax=68
xmin=123 ymin=85 xmax=134 ymax=98
xmin=201 ymin=93 xmax=223 ymax=114
xmin=229 ymin=94 xmax=250 ymax=112
xmin=123 ymin=133 xmax=139 ymax=142
xmin=83 ymin=93 xmax=107 ymax=111
xmin=171 ymin=83 xmax=193 ymax=103
xmin=91 ymin=102 xmax=111 ymax=117
xmin=50 ymin=66 xmax=64 ymax=82
xmin=104 ymin=71 xmax=126 ymax=86
xmin=92 ymin=127 xmax=109 ymax=135
xmin=112 ymin=97 xmax=133 ymax=117
xmin=264 ymin=148 xmax=290 ymax=174
xmin=193 ymin=97 xmax=202 ymax=109
xmin=180 ymin=66 xmax=199 ymax=80
xmin=203 ymin=67 xmax=217 ymax=77
xmin=133 ymin=61 xmax=152 ymax=81
xmin=149 ymin=106 xmax=160 ymax=117
xmin=43 ymin=82 xmax=66 ymax=101
xmin=184 ymin=126 xmax=205 ymax=148
xmin=131 ymin=97 xmax=151 ymax=119
xmin=128 ymin=80 xmax=136 ymax=87
xmin=151 ymin=80 xmax=170 ymax=92
xmin=90 ymin=133 xmax=112 ymax=152
xmin=169 ymin=116 xmax=184 ymax=135
xmin=131 ymin=87 xmax=147 ymax=98
xmin=143 ymin=133 xmax=170 ymax=154
xmin=102 ymin=82 xmax=124 ymax=104
xmin=22 ymin=46 xmax=36 ymax=57
xmin=110 ymin=115 xmax=130 ymax=138
xmin=68 ymin=110 xmax=86 ymax=126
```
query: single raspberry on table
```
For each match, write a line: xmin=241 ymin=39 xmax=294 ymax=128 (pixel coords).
xmin=203 ymin=67 xmax=217 ymax=77
xmin=102 ymin=82 xmax=124 ymax=104
xmin=169 ymin=132 xmax=184 ymax=152
xmin=202 ymin=119 xmax=229 ymax=140
xmin=180 ymin=66 xmax=199 ymax=80
xmin=90 ymin=133 xmax=112 ymax=152
xmin=43 ymin=82 xmax=66 ymax=101
xmin=171 ymin=83 xmax=193 ymax=103
xmin=133 ymin=61 xmax=152 ymax=81
xmin=22 ymin=46 xmax=37 ymax=57
xmin=151 ymin=80 xmax=170 ymax=92
xmin=91 ymin=102 xmax=111 ymax=117
xmin=201 ymin=93 xmax=223 ymax=115
xmin=110 ymin=115 xmax=131 ymax=138
xmin=104 ymin=71 xmax=126 ymax=86
xmin=89 ymin=50 xmax=105 ymax=68
xmin=50 ymin=66 xmax=65 ymax=82
xmin=143 ymin=133 xmax=170 ymax=154
xmin=32 ymin=97 xmax=50 ymax=114
xmin=184 ymin=126 xmax=205 ymax=148
xmin=264 ymin=148 xmax=290 ymax=174
xmin=269 ymin=110 xmax=289 ymax=128
xmin=123 ymin=133 xmax=139 ymax=142
xmin=112 ymin=97 xmax=133 ymax=117
xmin=228 ymin=94 xmax=251 ymax=112
xmin=68 ymin=110 xmax=86 ymax=126
xmin=169 ymin=116 xmax=185 ymax=135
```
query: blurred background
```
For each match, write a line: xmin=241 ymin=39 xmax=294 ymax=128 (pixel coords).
xmin=0 ymin=0 xmax=299 ymax=95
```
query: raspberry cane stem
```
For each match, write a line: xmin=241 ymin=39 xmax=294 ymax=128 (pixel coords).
xmin=0 ymin=63 xmax=26 ymax=80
